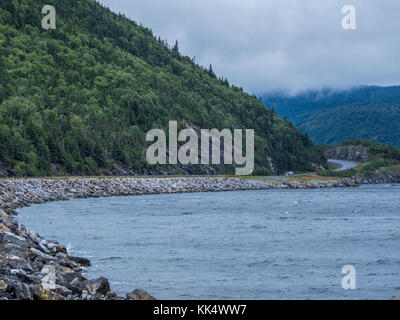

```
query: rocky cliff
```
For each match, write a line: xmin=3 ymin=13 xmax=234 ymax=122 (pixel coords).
xmin=325 ymin=145 xmax=370 ymax=162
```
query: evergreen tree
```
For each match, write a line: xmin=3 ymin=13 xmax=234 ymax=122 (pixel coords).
xmin=208 ymin=64 xmax=216 ymax=78
xmin=172 ymin=40 xmax=179 ymax=58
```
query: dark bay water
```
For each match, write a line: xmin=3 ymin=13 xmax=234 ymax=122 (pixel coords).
xmin=17 ymin=184 xmax=400 ymax=299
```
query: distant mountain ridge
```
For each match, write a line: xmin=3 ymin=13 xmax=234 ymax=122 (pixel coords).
xmin=262 ymin=86 xmax=400 ymax=147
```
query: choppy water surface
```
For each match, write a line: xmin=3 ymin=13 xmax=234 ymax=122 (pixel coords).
xmin=18 ymin=184 xmax=400 ymax=299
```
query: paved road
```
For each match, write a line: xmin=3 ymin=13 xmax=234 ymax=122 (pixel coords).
xmin=261 ymin=159 xmax=360 ymax=179
xmin=327 ymin=159 xmax=359 ymax=172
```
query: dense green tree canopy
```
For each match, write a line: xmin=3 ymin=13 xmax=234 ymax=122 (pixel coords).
xmin=0 ymin=0 xmax=325 ymax=176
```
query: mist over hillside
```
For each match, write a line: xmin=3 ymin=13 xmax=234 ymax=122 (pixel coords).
xmin=263 ymin=86 xmax=400 ymax=147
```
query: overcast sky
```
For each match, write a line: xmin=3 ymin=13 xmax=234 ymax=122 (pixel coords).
xmin=99 ymin=0 xmax=400 ymax=95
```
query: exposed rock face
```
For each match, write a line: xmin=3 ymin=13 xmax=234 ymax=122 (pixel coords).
xmin=266 ymin=156 xmax=278 ymax=175
xmin=1 ymin=175 xmax=399 ymax=300
xmin=325 ymin=145 xmax=369 ymax=162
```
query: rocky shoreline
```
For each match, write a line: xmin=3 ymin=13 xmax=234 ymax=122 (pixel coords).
xmin=1 ymin=175 xmax=399 ymax=300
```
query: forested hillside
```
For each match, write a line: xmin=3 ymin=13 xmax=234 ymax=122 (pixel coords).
xmin=297 ymin=102 xmax=400 ymax=147
xmin=0 ymin=0 xmax=325 ymax=176
xmin=263 ymin=86 xmax=400 ymax=147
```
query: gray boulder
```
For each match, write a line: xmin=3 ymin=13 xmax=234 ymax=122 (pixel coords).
xmin=126 ymin=289 xmax=156 ymax=300
xmin=68 ymin=256 xmax=91 ymax=266
xmin=12 ymin=282 xmax=32 ymax=300
xmin=88 ymin=277 xmax=110 ymax=295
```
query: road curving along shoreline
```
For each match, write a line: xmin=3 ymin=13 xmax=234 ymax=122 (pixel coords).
xmin=1 ymin=174 xmax=400 ymax=300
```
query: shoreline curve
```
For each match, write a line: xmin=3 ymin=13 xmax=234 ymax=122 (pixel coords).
xmin=1 ymin=175 xmax=399 ymax=300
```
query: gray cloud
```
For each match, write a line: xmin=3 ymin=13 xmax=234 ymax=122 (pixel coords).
xmin=99 ymin=0 xmax=400 ymax=94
